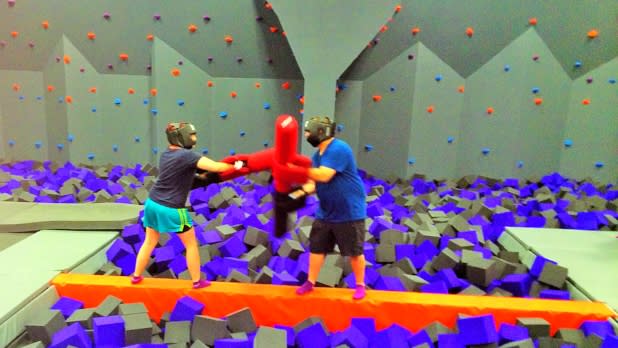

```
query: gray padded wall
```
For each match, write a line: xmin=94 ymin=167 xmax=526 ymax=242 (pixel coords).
xmin=334 ymin=81 xmax=363 ymax=158
xmin=208 ymin=77 xmax=303 ymax=160
xmin=151 ymin=37 xmax=212 ymax=163
xmin=408 ymin=43 xmax=464 ymax=179
xmin=457 ymin=29 xmax=571 ymax=180
xmin=42 ymin=38 xmax=69 ymax=164
xmin=0 ymin=69 xmax=47 ymax=162
xmin=560 ymin=58 xmax=618 ymax=183
xmin=357 ymin=46 xmax=416 ymax=179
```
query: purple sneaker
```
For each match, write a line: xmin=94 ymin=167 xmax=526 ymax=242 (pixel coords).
xmin=192 ymin=279 xmax=211 ymax=289
xmin=130 ymin=275 xmax=143 ymax=284
xmin=352 ymin=285 xmax=366 ymax=300
xmin=296 ymin=281 xmax=314 ymax=295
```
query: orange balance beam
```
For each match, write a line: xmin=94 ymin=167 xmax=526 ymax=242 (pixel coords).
xmin=52 ymin=274 xmax=616 ymax=335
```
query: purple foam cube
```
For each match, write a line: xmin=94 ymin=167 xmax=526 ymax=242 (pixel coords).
xmin=351 ymin=317 xmax=376 ymax=339
xmin=203 ymin=257 xmax=224 ymax=277
xmin=579 ymin=320 xmax=616 ymax=338
xmin=410 ymin=253 xmax=430 ymax=270
xmin=420 ymin=280 xmax=449 ymax=294
xmin=115 ymin=253 xmax=136 ymax=275
xmin=457 ymin=314 xmax=498 ymax=345
xmin=58 ymin=195 xmax=77 ymax=203
xmin=373 ymin=324 xmax=411 ymax=347
xmin=332 ymin=325 xmax=368 ymax=348
xmin=106 ymin=238 xmax=134 ymax=262
xmin=539 ymin=289 xmax=570 ymax=300
xmin=154 ymin=246 xmax=176 ymax=264
xmin=438 ymin=333 xmax=464 ymax=347
xmin=51 ymin=297 xmax=84 ymax=318
xmin=407 ymin=330 xmax=433 ymax=347
xmin=49 ymin=323 xmax=92 ymax=348
xmin=369 ymin=217 xmax=391 ymax=237
xmin=296 ymin=322 xmax=329 ymax=348
xmin=436 ymin=268 xmax=463 ymax=290
xmin=202 ymin=229 xmax=224 ymax=244
xmin=219 ymin=235 xmax=247 ymax=258
xmin=169 ymin=296 xmax=204 ymax=322
xmin=457 ymin=230 xmax=479 ymax=245
xmin=499 ymin=323 xmax=530 ymax=342
xmin=168 ymin=254 xmax=188 ymax=275
xmin=344 ymin=267 xmax=380 ymax=288
xmin=222 ymin=257 xmax=249 ymax=277
xmin=492 ymin=211 xmax=516 ymax=226
xmin=525 ymin=215 xmax=546 ymax=227
xmin=500 ymin=273 xmax=532 ymax=297
xmin=530 ymin=256 xmax=557 ymax=278
xmin=416 ymin=239 xmax=439 ymax=258
xmin=213 ymin=338 xmax=251 ymax=347
xmin=93 ymin=315 xmax=125 ymax=347
xmin=602 ymin=335 xmax=618 ymax=347
xmin=121 ymin=224 xmax=144 ymax=245
xmin=272 ymin=270 xmax=298 ymax=285
xmin=373 ymin=275 xmax=406 ymax=291
xmin=395 ymin=244 xmax=415 ymax=261
xmin=576 ymin=212 xmax=598 ymax=230
xmin=364 ymin=244 xmax=376 ymax=264
xmin=35 ymin=195 xmax=55 ymax=203
xmin=557 ymin=213 xmax=577 ymax=229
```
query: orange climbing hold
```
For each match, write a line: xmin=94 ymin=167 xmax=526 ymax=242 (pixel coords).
xmin=63 ymin=55 xmax=71 ymax=64
xmin=11 ymin=83 xmax=20 ymax=91
xmin=587 ymin=29 xmax=599 ymax=39
xmin=255 ymin=82 xmax=261 ymax=88
xmin=427 ymin=105 xmax=435 ymax=113
xmin=65 ymin=96 xmax=73 ymax=104
xmin=207 ymin=80 xmax=214 ymax=87
xmin=411 ymin=27 xmax=420 ymax=36
xmin=87 ymin=32 xmax=96 ymax=40
xmin=534 ymin=98 xmax=543 ymax=105
xmin=47 ymin=85 xmax=55 ymax=92
xmin=457 ymin=86 xmax=465 ymax=93
xmin=188 ymin=24 xmax=198 ymax=33
xmin=372 ymin=95 xmax=382 ymax=102
xmin=89 ymin=87 xmax=97 ymax=94
xmin=230 ymin=91 xmax=238 ymax=98
xmin=171 ymin=68 xmax=181 ymax=77
xmin=395 ymin=4 xmax=402 ymax=13
xmin=281 ymin=81 xmax=291 ymax=90
xmin=150 ymin=88 xmax=157 ymax=96
xmin=128 ymin=88 xmax=135 ymax=95
xmin=41 ymin=21 xmax=49 ymax=30
xmin=486 ymin=107 xmax=494 ymax=115
xmin=146 ymin=34 xmax=154 ymax=41
xmin=10 ymin=31 xmax=18 ymax=38
xmin=224 ymin=35 xmax=233 ymax=44
xmin=528 ymin=18 xmax=537 ymax=26
xmin=465 ymin=27 xmax=474 ymax=37
xmin=119 ymin=53 xmax=129 ymax=61
xmin=582 ymin=99 xmax=590 ymax=105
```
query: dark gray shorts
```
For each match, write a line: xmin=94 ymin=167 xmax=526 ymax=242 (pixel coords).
xmin=309 ymin=219 xmax=365 ymax=256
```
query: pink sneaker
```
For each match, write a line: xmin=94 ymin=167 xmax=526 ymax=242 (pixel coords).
xmin=192 ymin=279 xmax=211 ymax=289
xmin=352 ymin=285 xmax=366 ymax=300
xmin=296 ymin=281 xmax=314 ymax=295
xmin=130 ymin=275 xmax=143 ymax=284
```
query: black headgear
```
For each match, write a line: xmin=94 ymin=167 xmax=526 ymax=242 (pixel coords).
xmin=166 ymin=122 xmax=196 ymax=149
xmin=304 ymin=116 xmax=336 ymax=147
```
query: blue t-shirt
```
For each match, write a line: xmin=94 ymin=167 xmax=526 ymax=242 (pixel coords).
xmin=312 ymin=138 xmax=367 ymax=222
xmin=149 ymin=148 xmax=201 ymax=208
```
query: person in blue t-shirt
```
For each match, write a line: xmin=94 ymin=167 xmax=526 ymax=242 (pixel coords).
xmin=131 ymin=122 xmax=243 ymax=289
xmin=283 ymin=116 xmax=368 ymax=300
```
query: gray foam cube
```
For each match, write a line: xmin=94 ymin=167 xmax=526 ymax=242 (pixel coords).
xmin=316 ymin=264 xmax=343 ymax=287
xmin=535 ymin=337 xmax=565 ymax=348
xmin=498 ymin=250 xmax=520 ymax=263
xmin=242 ymin=244 xmax=272 ymax=270
xmin=432 ymin=248 xmax=460 ymax=272
xmin=226 ymin=307 xmax=257 ymax=333
xmin=553 ymin=328 xmax=585 ymax=346
xmin=516 ymin=318 xmax=550 ymax=338
xmin=254 ymin=266 xmax=274 ymax=284
xmin=393 ymin=257 xmax=417 ymax=275
xmin=499 ymin=338 xmax=534 ymax=348
xmin=447 ymin=238 xmax=475 ymax=251
xmin=458 ymin=284 xmax=487 ymax=296
xmin=538 ymin=262 xmax=568 ymax=288
xmin=191 ymin=315 xmax=231 ymax=345
xmin=294 ymin=316 xmax=329 ymax=335
xmin=95 ymin=295 xmax=122 ymax=317
xmin=400 ymin=274 xmax=429 ymax=292
xmin=375 ymin=243 xmax=396 ymax=263
xmin=244 ymin=226 xmax=269 ymax=247
xmin=119 ymin=303 xmax=148 ymax=316
xmin=466 ymin=258 xmax=501 ymax=288
xmin=25 ymin=309 xmax=66 ymax=345
xmin=190 ymin=340 xmax=210 ymax=348
xmin=278 ymin=239 xmax=305 ymax=259
xmin=225 ymin=270 xmax=252 ymax=283
xmin=123 ymin=313 xmax=152 ymax=345
xmin=424 ymin=321 xmax=453 ymax=343
xmin=380 ymin=229 xmax=407 ymax=245
xmin=66 ymin=308 xmax=96 ymax=330
xmin=414 ymin=228 xmax=441 ymax=247
xmin=164 ymin=320 xmax=192 ymax=344
xmin=254 ymin=326 xmax=287 ymax=348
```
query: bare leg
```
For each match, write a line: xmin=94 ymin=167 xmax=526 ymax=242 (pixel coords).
xmin=349 ymin=254 xmax=366 ymax=286
xmin=177 ymin=227 xmax=202 ymax=282
xmin=307 ymin=252 xmax=326 ymax=284
xmin=133 ymin=227 xmax=159 ymax=277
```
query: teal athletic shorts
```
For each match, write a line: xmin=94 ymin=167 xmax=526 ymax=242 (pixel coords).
xmin=142 ymin=198 xmax=193 ymax=233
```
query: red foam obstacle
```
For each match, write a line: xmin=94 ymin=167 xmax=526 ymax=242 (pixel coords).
xmin=52 ymin=274 xmax=616 ymax=335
